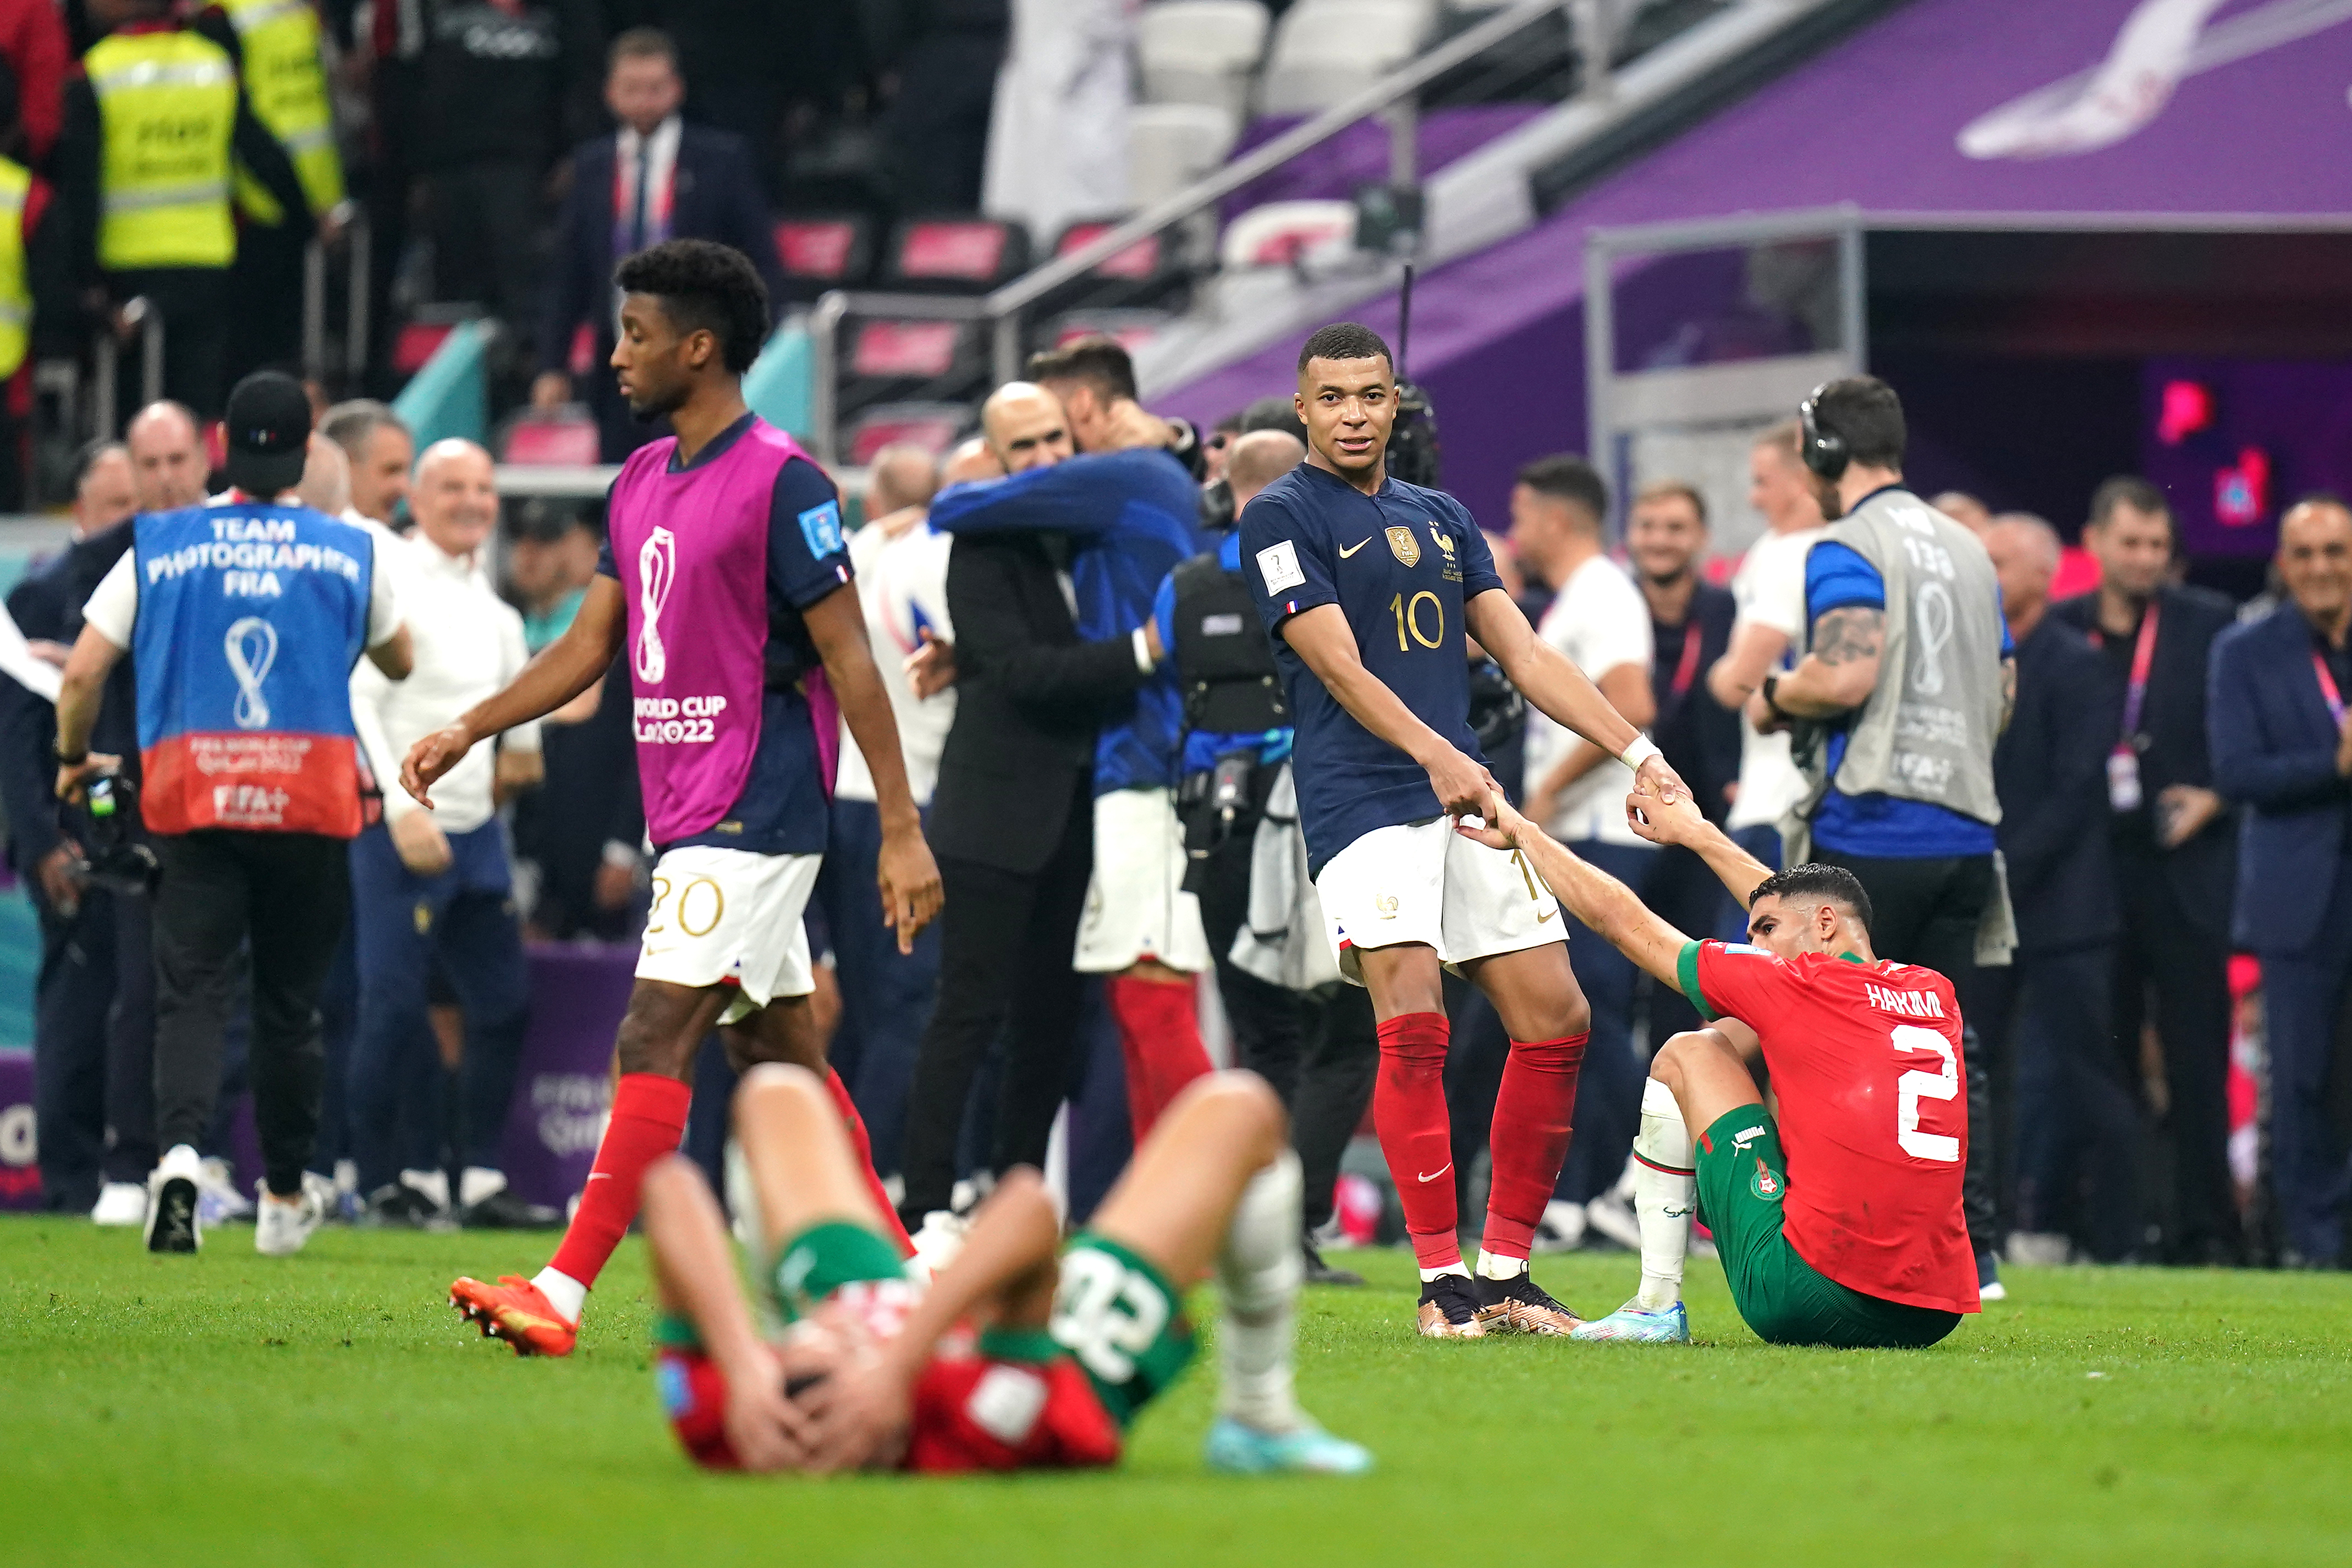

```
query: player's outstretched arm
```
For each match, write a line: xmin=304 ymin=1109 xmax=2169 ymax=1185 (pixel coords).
xmin=1465 ymin=588 xmax=1686 ymax=805
xmin=1281 ymin=603 xmax=1496 ymax=816
xmin=801 ymin=1169 xmax=1063 ymax=1473
xmin=804 ymin=586 xmax=944 ymax=952
xmin=400 ymin=575 xmax=625 ymax=808
xmin=1457 ymin=795 xmax=1689 ymax=989
xmin=640 ymin=1155 xmax=814 ymax=1472
xmin=1623 ymin=784 xmax=1776 ymax=908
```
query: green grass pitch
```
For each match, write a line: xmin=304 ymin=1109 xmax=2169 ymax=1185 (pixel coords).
xmin=4 ymin=1218 xmax=2349 ymax=1567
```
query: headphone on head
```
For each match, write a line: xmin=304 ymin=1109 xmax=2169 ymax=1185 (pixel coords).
xmin=1798 ymin=384 xmax=1848 ymax=482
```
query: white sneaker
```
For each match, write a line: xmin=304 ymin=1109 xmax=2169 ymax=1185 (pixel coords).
xmin=91 ymin=1181 xmax=147 ymax=1226
xmin=908 ymin=1209 xmax=970 ymax=1281
xmin=254 ymin=1174 xmax=331 ymax=1256
xmin=1583 ymin=1191 xmax=1644 ymax=1251
xmin=145 ymin=1145 xmax=203 ymax=1253
xmin=197 ymin=1157 xmax=254 ymax=1226
xmin=1533 ymin=1199 xmax=1586 ymax=1253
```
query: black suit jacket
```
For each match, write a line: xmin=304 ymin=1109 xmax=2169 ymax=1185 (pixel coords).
xmin=1995 ymin=614 xmax=2118 ymax=953
xmin=536 ymin=123 xmax=784 ymax=378
xmin=2051 ymin=581 xmax=2239 ymax=934
xmin=0 ymin=521 xmax=140 ymax=874
xmin=928 ymin=534 xmax=1149 ymax=875
xmin=1651 ymin=581 xmax=1740 ymax=823
xmin=2209 ymin=603 xmax=2351 ymax=954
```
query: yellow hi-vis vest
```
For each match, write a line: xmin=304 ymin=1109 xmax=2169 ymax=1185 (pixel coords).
xmin=87 ymin=29 xmax=238 ymax=271
xmin=221 ymin=0 xmax=342 ymax=225
xmin=0 ymin=159 xmax=32 ymax=378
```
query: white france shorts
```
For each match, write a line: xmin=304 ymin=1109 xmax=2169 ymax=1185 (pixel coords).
xmin=635 ymin=845 xmax=822 ymax=1025
xmin=1312 ymin=816 xmax=1564 ymax=986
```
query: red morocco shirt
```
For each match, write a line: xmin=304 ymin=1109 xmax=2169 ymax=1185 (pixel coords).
xmin=1678 ymin=940 xmax=1980 ymax=1314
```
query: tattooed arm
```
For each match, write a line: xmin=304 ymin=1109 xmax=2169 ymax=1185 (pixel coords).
xmin=1746 ymin=606 xmax=1883 ymax=732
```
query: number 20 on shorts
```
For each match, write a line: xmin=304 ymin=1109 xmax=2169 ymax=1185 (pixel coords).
xmin=646 ymin=876 xmax=726 ymax=939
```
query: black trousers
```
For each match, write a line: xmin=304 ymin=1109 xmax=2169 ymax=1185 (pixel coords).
xmin=152 ymin=831 xmax=351 ymax=1197
xmin=30 ymin=883 xmax=157 ymax=1207
xmin=2111 ymin=837 xmax=2239 ymax=1261
xmin=1814 ymin=850 xmax=1997 ymax=1256
xmin=1192 ymin=817 xmax=1377 ymax=1231
xmin=425 ymin=159 xmax=543 ymax=323
xmin=1995 ymin=942 xmax=2143 ymax=1261
xmin=226 ymin=218 xmax=310 ymax=386
xmin=898 ymin=774 xmax=1093 ymax=1225
xmin=105 ymin=267 xmax=231 ymax=420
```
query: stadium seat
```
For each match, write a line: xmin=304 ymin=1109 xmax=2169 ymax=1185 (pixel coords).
xmin=1218 ymin=200 xmax=1358 ymax=269
xmin=773 ymin=214 xmax=877 ymax=300
xmin=1139 ymin=1 xmax=1272 ymax=121
xmin=1052 ymin=218 xmax=1175 ymax=284
xmin=1041 ymin=308 xmax=1174 ymax=356
xmin=837 ymin=316 xmax=986 ymax=426
xmin=883 ymin=216 xmax=1032 ymax=292
xmin=1259 ymin=0 xmax=1436 ymax=113
xmin=1129 ymin=102 xmax=1241 ymax=209
xmin=843 ymin=401 xmax=970 ymax=466
xmin=499 ymin=409 xmax=601 ymax=467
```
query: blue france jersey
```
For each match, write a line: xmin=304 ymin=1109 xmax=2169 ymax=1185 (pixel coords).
xmin=1241 ymin=463 xmax=1503 ymax=877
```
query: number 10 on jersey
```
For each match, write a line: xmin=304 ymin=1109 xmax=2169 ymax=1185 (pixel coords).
xmin=1389 ymin=592 xmax=1443 ymax=650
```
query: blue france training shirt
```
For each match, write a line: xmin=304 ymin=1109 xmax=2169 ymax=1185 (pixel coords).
xmin=1240 ymin=461 xmax=1504 ymax=878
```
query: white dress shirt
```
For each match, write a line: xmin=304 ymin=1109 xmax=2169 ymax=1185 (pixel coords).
xmin=834 ymin=517 xmax=956 ymax=806
xmin=352 ymin=528 xmax=538 ymax=835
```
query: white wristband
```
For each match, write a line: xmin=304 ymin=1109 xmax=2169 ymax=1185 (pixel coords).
xmin=1131 ymin=626 xmax=1157 ymax=675
xmin=1620 ymin=735 xmax=1663 ymax=772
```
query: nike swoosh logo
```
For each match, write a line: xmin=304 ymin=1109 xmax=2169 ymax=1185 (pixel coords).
xmin=1417 ymin=1163 xmax=1452 ymax=1183
xmin=1338 ymin=537 xmax=1372 ymax=558
xmin=586 ymin=1173 xmax=611 ymax=1182
xmin=1537 ymin=908 xmax=1557 ymax=924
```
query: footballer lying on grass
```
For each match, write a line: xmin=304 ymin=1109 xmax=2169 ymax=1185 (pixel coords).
xmin=1456 ymin=785 xmax=1980 ymax=1349
xmin=641 ymin=1063 xmax=1374 ymax=1475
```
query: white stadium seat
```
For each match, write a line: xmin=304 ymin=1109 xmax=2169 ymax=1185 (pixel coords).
xmin=1139 ymin=1 xmax=1272 ymax=121
xmin=1218 ymin=199 xmax=1359 ymax=269
xmin=1128 ymin=102 xmax=1241 ymax=208
xmin=1259 ymin=0 xmax=1436 ymax=114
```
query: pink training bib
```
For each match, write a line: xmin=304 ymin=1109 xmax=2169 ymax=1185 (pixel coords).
xmin=607 ymin=417 xmax=827 ymax=845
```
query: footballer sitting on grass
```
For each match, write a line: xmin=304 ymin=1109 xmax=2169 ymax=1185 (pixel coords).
xmin=1457 ymin=785 xmax=1979 ymax=1349
xmin=641 ymin=1063 xmax=1374 ymax=1475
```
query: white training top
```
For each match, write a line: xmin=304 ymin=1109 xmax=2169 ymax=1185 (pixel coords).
xmin=1725 ymin=524 xmax=1826 ymax=832
xmin=1527 ymin=552 xmax=1655 ymax=848
xmin=833 ymin=516 xmax=957 ymax=807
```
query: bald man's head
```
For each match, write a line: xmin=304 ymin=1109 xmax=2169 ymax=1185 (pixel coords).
xmin=298 ymin=433 xmax=351 ymax=516
xmin=125 ymin=400 xmax=205 ymax=511
xmin=1984 ymin=512 xmax=2061 ymax=626
xmin=941 ymin=435 xmax=1003 ymax=487
xmin=981 ymin=382 xmax=1073 ymax=474
xmin=867 ymin=443 xmax=941 ymax=518
xmin=412 ymin=439 xmax=498 ymax=558
xmin=1224 ymin=430 xmax=1304 ymax=510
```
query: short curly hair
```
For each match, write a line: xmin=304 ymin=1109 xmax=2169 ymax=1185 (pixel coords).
xmin=1296 ymin=322 xmax=1392 ymax=375
xmin=614 ymin=239 xmax=770 ymax=374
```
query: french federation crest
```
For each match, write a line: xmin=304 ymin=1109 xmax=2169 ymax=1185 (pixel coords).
xmin=1386 ymin=526 xmax=1421 ymax=567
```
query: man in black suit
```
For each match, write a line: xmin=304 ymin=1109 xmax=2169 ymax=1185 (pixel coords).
xmin=1984 ymin=515 xmax=2138 ymax=1262
xmin=0 ymin=442 xmax=150 ymax=1217
xmin=531 ymin=27 xmax=784 ymax=461
xmin=894 ymin=382 xmax=1154 ymax=1241
xmin=2051 ymin=476 xmax=2241 ymax=1263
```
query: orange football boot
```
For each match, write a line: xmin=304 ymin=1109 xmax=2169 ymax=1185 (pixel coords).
xmin=450 ymin=1274 xmax=578 ymax=1357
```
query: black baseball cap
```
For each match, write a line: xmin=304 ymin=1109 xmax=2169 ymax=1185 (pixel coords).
xmin=223 ymin=371 xmax=313 ymax=497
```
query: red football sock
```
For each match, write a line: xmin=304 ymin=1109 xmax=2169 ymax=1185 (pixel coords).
xmin=823 ymin=1066 xmax=914 ymax=1257
xmin=1375 ymin=1011 xmax=1459 ymax=1270
xmin=1482 ymin=1032 xmax=1588 ymax=1259
xmin=548 ymin=1071 xmax=691 ymax=1288
xmin=1107 ymin=972 xmax=1214 ymax=1140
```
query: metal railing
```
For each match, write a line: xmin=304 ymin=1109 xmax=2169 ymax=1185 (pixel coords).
xmin=809 ymin=0 xmax=1607 ymax=460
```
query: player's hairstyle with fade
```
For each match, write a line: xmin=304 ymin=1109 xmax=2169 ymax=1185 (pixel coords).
xmin=1812 ymin=376 xmax=1905 ymax=470
xmin=1635 ymin=478 xmax=1707 ymax=526
xmin=1297 ymin=322 xmax=1393 ymax=375
xmin=2087 ymin=475 xmax=2172 ymax=532
xmin=608 ymin=25 xmax=677 ymax=70
xmin=1026 ymin=336 xmax=1137 ymax=403
xmin=615 ymin=239 xmax=770 ymax=374
xmin=1516 ymin=454 xmax=1608 ymax=527
xmin=1747 ymin=862 xmax=1873 ymax=935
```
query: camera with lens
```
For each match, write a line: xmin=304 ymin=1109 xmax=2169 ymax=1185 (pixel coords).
xmin=62 ymin=772 xmax=160 ymax=895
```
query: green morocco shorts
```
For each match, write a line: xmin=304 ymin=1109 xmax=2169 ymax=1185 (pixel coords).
xmin=1695 ymin=1108 xmax=1960 ymax=1350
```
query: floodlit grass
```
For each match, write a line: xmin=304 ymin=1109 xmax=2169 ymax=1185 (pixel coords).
xmin=3 ymin=1218 xmax=2349 ymax=1566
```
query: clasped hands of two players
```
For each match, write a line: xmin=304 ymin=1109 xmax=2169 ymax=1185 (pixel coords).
xmin=1452 ymin=758 xmax=1704 ymax=858
xmin=402 ymin=723 xmax=943 ymax=953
